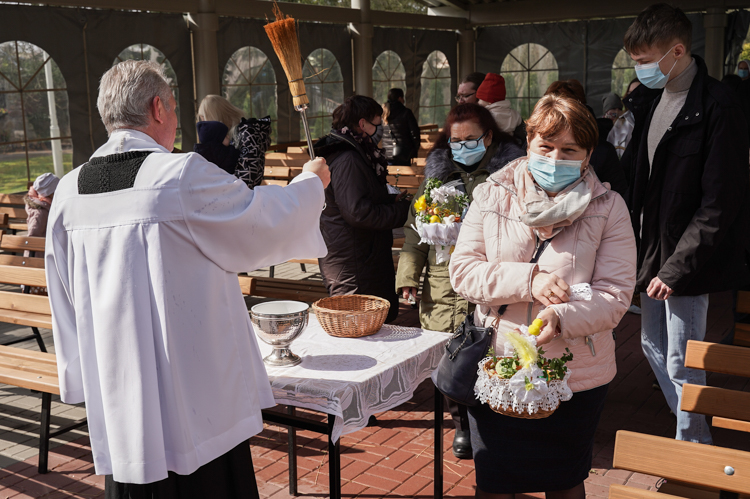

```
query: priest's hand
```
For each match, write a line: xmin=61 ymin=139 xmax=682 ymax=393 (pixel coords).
xmin=304 ymin=158 xmax=330 ymax=189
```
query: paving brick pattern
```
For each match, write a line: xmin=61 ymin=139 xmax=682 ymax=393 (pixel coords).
xmin=0 ymin=265 xmax=748 ymax=497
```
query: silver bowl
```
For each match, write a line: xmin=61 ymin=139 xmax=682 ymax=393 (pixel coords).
xmin=250 ymin=301 xmax=309 ymax=367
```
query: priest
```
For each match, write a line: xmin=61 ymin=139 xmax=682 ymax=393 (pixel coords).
xmin=45 ymin=60 xmax=330 ymax=498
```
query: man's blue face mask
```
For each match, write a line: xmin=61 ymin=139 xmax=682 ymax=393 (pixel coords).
xmin=634 ymin=44 xmax=679 ymax=90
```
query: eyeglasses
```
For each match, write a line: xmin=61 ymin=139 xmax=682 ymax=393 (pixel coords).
xmin=448 ymin=132 xmax=487 ymax=150
xmin=455 ymin=92 xmax=476 ymax=103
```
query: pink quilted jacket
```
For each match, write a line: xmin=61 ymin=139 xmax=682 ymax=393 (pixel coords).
xmin=449 ymin=158 xmax=637 ymax=392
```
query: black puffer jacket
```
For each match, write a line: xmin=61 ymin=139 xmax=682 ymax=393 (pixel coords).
xmin=382 ymin=100 xmax=420 ymax=166
xmin=314 ymin=131 xmax=410 ymax=322
xmin=630 ymin=56 xmax=750 ymax=295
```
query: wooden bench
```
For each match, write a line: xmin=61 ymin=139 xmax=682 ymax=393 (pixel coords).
xmin=0 ymin=194 xmax=28 ymax=233
xmin=239 ymin=275 xmax=329 ymax=303
xmin=0 ymin=233 xmax=45 ymax=268
xmin=610 ymin=430 xmax=750 ymax=499
xmin=682 ymin=340 xmax=750 ymax=434
xmin=388 ymin=165 xmax=424 ymax=196
xmin=0 ymin=345 xmax=87 ymax=473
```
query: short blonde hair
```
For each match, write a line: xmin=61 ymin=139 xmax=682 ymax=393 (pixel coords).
xmin=98 ymin=60 xmax=173 ymax=135
xmin=526 ymin=94 xmax=598 ymax=152
xmin=197 ymin=95 xmax=244 ymax=139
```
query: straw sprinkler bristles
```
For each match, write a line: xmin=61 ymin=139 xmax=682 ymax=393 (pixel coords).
xmin=265 ymin=2 xmax=308 ymax=108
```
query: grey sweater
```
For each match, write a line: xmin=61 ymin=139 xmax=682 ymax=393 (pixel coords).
xmin=647 ymin=58 xmax=698 ymax=171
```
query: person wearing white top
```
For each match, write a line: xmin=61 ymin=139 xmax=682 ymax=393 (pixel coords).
xmin=45 ymin=60 xmax=330 ymax=498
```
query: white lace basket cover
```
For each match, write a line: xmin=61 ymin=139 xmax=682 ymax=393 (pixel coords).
xmin=474 ymin=357 xmax=573 ymax=416
xmin=412 ymin=218 xmax=462 ymax=264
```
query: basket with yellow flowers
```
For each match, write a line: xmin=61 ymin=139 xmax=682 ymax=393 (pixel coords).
xmin=474 ymin=329 xmax=574 ymax=419
xmin=412 ymin=178 xmax=470 ymax=263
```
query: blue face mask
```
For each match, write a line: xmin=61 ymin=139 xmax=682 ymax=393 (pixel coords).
xmin=634 ymin=45 xmax=678 ymax=89
xmin=450 ymin=133 xmax=488 ymax=166
xmin=527 ymin=151 xmax=583 ymax=193
xmin=740 ymin=69 xmax=749 ymax=79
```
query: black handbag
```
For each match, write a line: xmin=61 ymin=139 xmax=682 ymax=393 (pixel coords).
xmin=431 ymin=237 xmax=553 ymax=407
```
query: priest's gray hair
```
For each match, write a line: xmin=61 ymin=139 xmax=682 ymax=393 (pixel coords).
xmin=98 ymin=60 xmax=174 ymax=135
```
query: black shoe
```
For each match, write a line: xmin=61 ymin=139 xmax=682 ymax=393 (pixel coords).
xmin=452 ymin=429 xmax=472 ymax=459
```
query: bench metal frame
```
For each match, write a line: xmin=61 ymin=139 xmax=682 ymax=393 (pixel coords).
xmin=37 ymin=392 xmax=88 ymax=473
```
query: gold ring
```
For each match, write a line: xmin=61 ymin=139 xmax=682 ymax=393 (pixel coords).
xmin=548 ymin=291 xmax=555 ymax=299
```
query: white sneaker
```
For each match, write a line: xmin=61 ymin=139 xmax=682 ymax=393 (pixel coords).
xmin=628 ymin=304 xmax=642 ymax=315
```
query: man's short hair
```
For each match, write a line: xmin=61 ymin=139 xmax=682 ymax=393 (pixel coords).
xmin=461 ymin=72 xmax=486 ymax=90
xmin=624 ymin=3 xmax=692 ymax=55
xmin=98 ymin=60 xmax=174 ymax=135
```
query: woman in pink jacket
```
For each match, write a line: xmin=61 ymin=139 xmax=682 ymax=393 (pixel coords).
xmin=449 ymin=94 xmax=636 ymax=499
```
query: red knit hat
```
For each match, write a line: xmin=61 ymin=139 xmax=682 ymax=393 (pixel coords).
xmin=476 ymin=73 xmax=506 ymax=103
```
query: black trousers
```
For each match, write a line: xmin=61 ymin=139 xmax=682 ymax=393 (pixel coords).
xmin=105 ymin=440 xmax=259 ymax=499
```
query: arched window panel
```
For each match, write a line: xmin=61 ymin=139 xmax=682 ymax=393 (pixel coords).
xmin=612 ymin=48 xmax=637 ymax=98
xmin=419 ymin=50 xmax=451 ymax=127
xmin=114 ymin=44 xmax=182 ymax=149
xmin=0 ymin=40 xmax=73 ymax=192
xmin=372 ymin=50 xmax=406 ymax=105
xmin=302 ymin=48 xmax=344 ymax=139
xmin=501 ymin=43 xmax=559 ymax=120
xmin=222 ymin=46 xmax=279 ymax=144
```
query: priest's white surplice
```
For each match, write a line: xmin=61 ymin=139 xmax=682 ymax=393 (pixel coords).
xmin=45 ymin=130 xmax=327 ymax=484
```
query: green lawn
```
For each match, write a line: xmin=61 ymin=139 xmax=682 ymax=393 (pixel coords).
xmin=0 ymin=153 xmax=74 ymax=193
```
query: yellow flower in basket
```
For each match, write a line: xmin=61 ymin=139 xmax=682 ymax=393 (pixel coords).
xmin=504 ymin=331 xmax=538 ymax=369
xmin=413 ymin=195 xmax=427 ymax=212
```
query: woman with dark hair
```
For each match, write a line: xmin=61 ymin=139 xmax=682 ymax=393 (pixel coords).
xmin=382 ymin=88 xmax=420 ymax=166
xmin=395 ymin=103 xmax=524 ymax=458
xmin=314 ymin=95 xmax=411 ymax=323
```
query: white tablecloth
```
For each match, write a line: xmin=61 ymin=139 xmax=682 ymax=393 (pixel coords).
xmin=258 ymin=315 xmax=449 ymax=443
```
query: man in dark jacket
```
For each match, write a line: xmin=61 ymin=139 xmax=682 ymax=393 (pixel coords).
xmin=626 ymin=4 xmax=750 ymax=445
xmin=382 ymin=88 xmax=421 ymax=166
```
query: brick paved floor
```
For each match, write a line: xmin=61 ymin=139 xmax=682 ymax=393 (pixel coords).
xmin=0 ymin=263 xmax=748 ymax=498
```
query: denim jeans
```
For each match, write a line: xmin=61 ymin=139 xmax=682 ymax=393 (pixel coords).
xmin=640 ymin=293 xmax=713 ymax=444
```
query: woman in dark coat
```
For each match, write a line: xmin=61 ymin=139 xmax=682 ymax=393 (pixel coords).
xmin=314 ymin=95 xmax=411 ymax=323
xmin=382 ymin=88 xmax=421 ymax=166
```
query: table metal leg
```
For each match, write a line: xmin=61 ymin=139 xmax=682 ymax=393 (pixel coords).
xmin=287 ymin=406 xmax=298 ymax=496
xmin=434 ymin=385 xmax=444 ymax=499
xmin=328 ymin=414 xmax=341 ymax=499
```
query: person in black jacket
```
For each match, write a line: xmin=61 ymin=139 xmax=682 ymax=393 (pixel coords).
xmin=314 ymin=96 xmax=411 ymax=323
xmin=382 ymin=88 xmax=421 ymax=166
xmin=626 ymin=4 xmax=750 ymax=445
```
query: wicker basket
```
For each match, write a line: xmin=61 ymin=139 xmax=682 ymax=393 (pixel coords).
xmin=481 ymin=359 xmax=560 ymax=419
xmin=312 ymin=295 xmax=390 ymax=338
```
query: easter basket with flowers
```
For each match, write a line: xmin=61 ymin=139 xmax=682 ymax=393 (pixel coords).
xmin=474 ymin=322 xmax=574 ymax=419
xmin=412 ymin=178 xmax=470 ymax=264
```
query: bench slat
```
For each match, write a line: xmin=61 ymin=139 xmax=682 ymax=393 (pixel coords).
xmin=261 ymin=179 xmax=289 ymax=187
xmin=237 ymin=276 xmax=255 ymax=296
xmin=0 ymin=345 xmax=57 ymax=366
xmin=0 ymin=207 xmax=27 ymax=220
xmin=609 ymin=484 xmax=680 ymax=499
xmin=712 ymin=416 xmax=750 ymax=433
xmin=253 ymin=277 xmax=326 ymax=290
xmin=685 ymin=340 xmax=750 ymax=377
xmin=387 ymin=166 xmax=424 ymax=175
xmin=0 ymin=255 xmax=45 ymax=269
xmin=0 ymin=265 xmax=47 ymax=287
xmin=734 ymin=323 xmax=750 ymax=347
xmin=613 ymin=430 xmax=750 ymax=494
xmin=0 ymin=308 xmax=52 ymax=329
xmin=0 ymin=363 xmax=59 ymax=394
xmin=681 ymin=384 xmax=750 ymax=423
xmin=1 ymin=235 xmax=46 ymax=252
xmin=0 ymin=194 xmax=25 ymax=205
xmin=0 ymin=290 xmax=51 ymax=315
xmin=0 ymin=355 xmax=58 ymax=377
